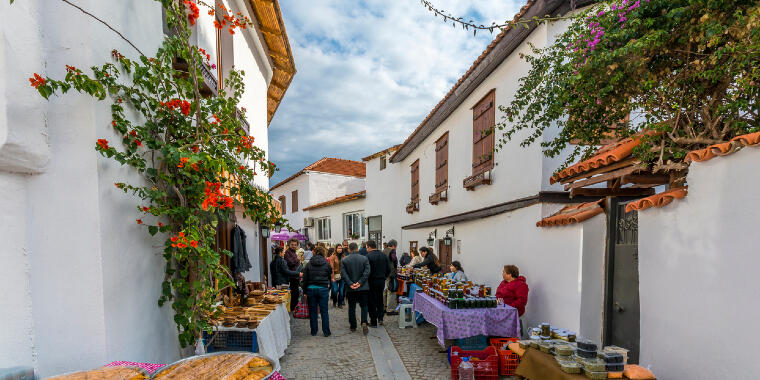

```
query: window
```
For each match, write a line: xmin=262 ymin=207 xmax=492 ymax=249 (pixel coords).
xmin=380 ymin=156 xmax=387 ymax=170
xmin=278 ymin=195 xmax=286 ymax=214
xmin=409 ymin=241 xmax=418 ymax=255
xmin=411 ymin=159 xmax=420 ymax=201
xmin=291 ymin=190 xmax=299 ymax=212
xmin=317 ymin=218 xmax=331 ymax=241
xmin=344 ymin=212 xmax=366 ymax=240
xmin=435 ymin=132 xmax=449 ymax=193
xmin=472 ymin=90 xmax=495 ymax=175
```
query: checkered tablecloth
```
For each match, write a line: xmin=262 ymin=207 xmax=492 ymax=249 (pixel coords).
xmin=105 ymin=361 xmax=286 ymax=378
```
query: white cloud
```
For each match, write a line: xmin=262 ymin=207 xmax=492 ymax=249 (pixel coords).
xmin=268 ymin=0 xmax=524 ymax=184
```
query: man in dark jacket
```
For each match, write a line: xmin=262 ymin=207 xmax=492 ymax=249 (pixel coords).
xmin=340 ymin=242 xmax=371 ymax=334
xmin=366 ymin=240 xmax=391 ymax=326
xmin=270 ymin=246 xmax=300 ymax=287
xmin=384 ymin=239 xmax=399 ymax=315
xmin=302 ymin=246 xmax=333 ymax=337
xmin=284 ymin=239 xmax=302 ymax=312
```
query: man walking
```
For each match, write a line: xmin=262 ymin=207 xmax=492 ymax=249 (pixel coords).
xmin=366 ymin=240 xmax=391 ymax=326
xmin=384 ymin=239 xmax=399 ymax=315
xmin=284 ymin=239 xmax=302 ymax=312
xmin=340 ymin=242 xmax=371 ymax=335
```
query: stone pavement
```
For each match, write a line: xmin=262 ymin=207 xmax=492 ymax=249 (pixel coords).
xmin=279 ymin=302 xmax=456 ymax=380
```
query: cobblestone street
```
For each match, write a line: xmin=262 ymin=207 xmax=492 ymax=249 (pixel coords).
xmin=279 ymin=303 xmax=452 ymax=380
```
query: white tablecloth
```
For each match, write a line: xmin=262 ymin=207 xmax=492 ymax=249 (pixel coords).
xmin=212 ymin=303 xmax=291 ymax=370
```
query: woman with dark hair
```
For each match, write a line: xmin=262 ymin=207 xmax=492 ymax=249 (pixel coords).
xmin=302 ymin=246 xmax=333 ymax=337
xmin=446 ymin=261 xmax=468 ymax=282
xmin=329 ymin=244 xmax=346 ymax=308
xmin=270 ymin=246 xmax=301 ymax=288
xmin=412 ymin=247 xmax=441 ymax=273
xmin=405 ymin=249 xmax=423 ymax=268
xmin=496 ymin=264 xmax=529 ymax=337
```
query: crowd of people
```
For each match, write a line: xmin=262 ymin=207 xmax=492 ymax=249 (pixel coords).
xmin=270 ymin=238 xmax=530 ymax=338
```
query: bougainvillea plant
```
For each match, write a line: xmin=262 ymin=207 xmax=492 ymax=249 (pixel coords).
xmin=24 ymin=0 xmax=286 ymax=347
xmin=497 ymin=0 xmax=760 ymax=174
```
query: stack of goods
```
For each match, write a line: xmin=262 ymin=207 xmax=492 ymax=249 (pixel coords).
xmin=600 ymin=351 xmax=625 ymax=378
xmin=153 ymin=353 xmax=273 ymax=380
xmin=554 ymin=343 xmax=582 ymax=374
xmin=48 ymin=367 xmax=149 ymax=380
xmin=574 ymin=339 xmax=607 ymax=379
xmin=414 ymin=268 xmax=498 ymax=310
xmin=211 ymin=304 xmax=277 ymax=329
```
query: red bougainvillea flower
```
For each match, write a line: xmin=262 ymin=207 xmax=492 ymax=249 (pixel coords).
xmin=111 ymin=49 xmax=124 ymax=60
xmin=239 ymin=165 xmax=246 ymax=171
xmin=96 ymin=139 xmax=109 ymax=150
xmin=184 ymin=0 xmax=200 ymax=25
xmin=158 ymin=222 xmax=164 ymax=227
xmin=191 ymin=163 xmax=200 ymax=171
xmin=136 ymin=219 xmax=143 ymax=225
xmin=170 ymin=236 xmax=179 ymax=243
xmin=208 ymin=9 xmax=215 ymax=16
xmin=142 ymin=206 xmax=150 ymax=212
xmin=65 ymin=65 xmax=80 ymax=75
xmin=201 ymin=181 xmax=234 ymax=210
xmin=112 ymin=120 xmax=117 ymax=127
xmin=134 ymin=139 xmax=143 ymax=147
xmin=129 ymin=130 xmax=137 ymax=137
xmin=160 ymin=98 xmax=192 ymax=116
xmin=190 ymin=240 xmax=198 ymax=248
xmin=177 ymin=157 xmax=189 ymax=168
xmin=29 ymin=73 xmax=46 ymax=89
xmin=191 ymin=145 xmax=199 ymax=153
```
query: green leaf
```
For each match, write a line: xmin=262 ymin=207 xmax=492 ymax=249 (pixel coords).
xmin=148 ymin=225 xmax=158 ymax=236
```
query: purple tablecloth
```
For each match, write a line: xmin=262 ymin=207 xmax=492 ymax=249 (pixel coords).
xmin=412 ymin=292 xmax=519 ymax=347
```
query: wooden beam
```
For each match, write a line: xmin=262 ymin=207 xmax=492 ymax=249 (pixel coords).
xmin=621 ymin=174 xmax=670 ymax=185
xmin=565 ymin=165 xmax=641 ymax=191
xmin=270 ymin=80 xmax=287 ymax=91
xmin=558 ymin=158 xmax=639 ymax=185
xmin=269 ymin=50 xmax=290 ymax=63
xmin=570 ymin=187 xmax=655 ymax=197
xmin=259 ymin=25 xmax=281 ymax=36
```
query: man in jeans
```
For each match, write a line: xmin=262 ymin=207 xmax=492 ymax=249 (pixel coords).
xmin=301 ymin=246 xmax=333 ymax=337
xmin=340 ymin=242 xmax=371 ymax=335
xmin=366 ymin=240 xmax=391 ymax=327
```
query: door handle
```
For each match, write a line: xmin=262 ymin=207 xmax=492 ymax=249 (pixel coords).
xmin=614 ymin=302 xmax=625 ymax=313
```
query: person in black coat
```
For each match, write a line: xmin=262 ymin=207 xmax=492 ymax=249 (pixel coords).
xmin=412 ymin=246 xmax=441 ymax=274
xmin=366 ymin=240 xmax=391 ymax=326
xmin=341 ymin=242 xmax=371 ymax=334
xmin=301 ymin=246 xmax=333 ymax=337
xmin=270 ymin=246 xmax=301 ymax=287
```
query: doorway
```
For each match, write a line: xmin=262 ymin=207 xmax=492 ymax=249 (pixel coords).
xmin=438 ymin=240 xmax=453 ymax=274
xmin=604 ymin=198 xmax=640 ymax=363
xmin=260 ymin=232 xmax=269 ymax=286
xmin=368 ymin=215 xmax=382 ymax=247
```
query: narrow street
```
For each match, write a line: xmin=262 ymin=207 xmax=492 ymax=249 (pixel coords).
xmin=279 ymin=304 xmax=451 ymax=380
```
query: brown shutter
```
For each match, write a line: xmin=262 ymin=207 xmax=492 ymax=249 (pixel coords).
xmin=411 ymin=159 xmax=420 ymax=201
xmin=472 ymin=90 xmax=495 ymax=175
xmin=279 ymin=195 xmax=286 ymax=214
xmin=291 ymin=190 xmax=298 ymax=212
xmin=435 ymin=132 xmax=449 ymax=193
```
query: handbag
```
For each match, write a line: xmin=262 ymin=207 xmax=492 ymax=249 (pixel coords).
xmin=388 ymin=276 xmax=399 ymax=292
xmin=293 ymin=294 xmax=309 ymax=319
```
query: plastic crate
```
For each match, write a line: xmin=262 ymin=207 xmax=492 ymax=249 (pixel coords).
xmin=454 ymin=334 xmax=488 ymax=351
xmin=488 ymin=337 xmax=521 ymax=376
xmin=202 ymin=330 xmax=258 ymax=353
xmin=450 ymin=346 xmax=499 ymax=380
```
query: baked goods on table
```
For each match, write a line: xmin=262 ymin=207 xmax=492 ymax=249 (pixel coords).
xmin=47 ymin=366 xmax=148 ymax=380
xmin=153 ymin=353 xmax=273 ymax=380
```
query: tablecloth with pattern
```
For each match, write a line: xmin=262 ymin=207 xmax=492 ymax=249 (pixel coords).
xmin=412 ymin=292 xmax=519 ymax=347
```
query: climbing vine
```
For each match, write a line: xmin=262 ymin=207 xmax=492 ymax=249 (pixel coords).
xmin=497 ymin=0 xmax=760 ymax=172
xmin=21 ymin=0 xmax=286 ymax=347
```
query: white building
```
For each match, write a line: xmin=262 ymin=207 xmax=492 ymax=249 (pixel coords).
xmin=269 ymin=158 xmax=366 ymax=245
xmin=0 ymin=0 xmax=295 ymax=376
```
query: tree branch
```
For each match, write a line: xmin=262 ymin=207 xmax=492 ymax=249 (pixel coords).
xmin=60 ymin=0 xmax=145 ymax=57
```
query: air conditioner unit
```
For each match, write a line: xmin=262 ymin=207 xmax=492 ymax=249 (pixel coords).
xmin=304 ymin=217 xmax=314 ymax=227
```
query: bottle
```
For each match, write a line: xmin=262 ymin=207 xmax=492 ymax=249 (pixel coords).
xmin=458 ymin=357 xmax=474 ymax=380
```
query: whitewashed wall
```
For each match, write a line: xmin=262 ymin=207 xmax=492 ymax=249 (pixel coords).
xmin=638 ymin=147 xmax=760 ymax=379
xmin=270 ymin=174 xmax=309 ymax=232
xmin=0 ymin=0 xmax=274 ymax=376
xmin=304 ymin=198 xmax=366 ymax=245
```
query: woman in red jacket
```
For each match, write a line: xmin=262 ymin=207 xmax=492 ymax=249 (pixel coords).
xmin=495 ymin=264 xmax=529 ymax=337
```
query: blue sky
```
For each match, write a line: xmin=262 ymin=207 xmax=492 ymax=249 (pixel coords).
xmin=268 ymin=0 xmax=523 ymax=185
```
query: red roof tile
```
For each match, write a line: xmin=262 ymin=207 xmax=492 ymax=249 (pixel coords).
xmin=270 ymin=158 xmax=365 ymax=192
xmin=536 ymin=199 xmax=605 ymax=227
xmin=303 ymin=190 xmax=366 ymax=211
xmin=685 ymin=132 xmax=760 ymax=163
xmin=390 ymin=0 xmax=539 ymax=163
xmin=625 ymin=187 xmax=688 ymax=213
xmin=551 ymin=131 xmax=657 ymax=184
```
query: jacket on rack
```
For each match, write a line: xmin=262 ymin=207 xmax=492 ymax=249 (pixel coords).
xmin=231 ymin=225 xmax=252 ymax=273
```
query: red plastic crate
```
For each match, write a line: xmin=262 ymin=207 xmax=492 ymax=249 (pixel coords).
xmin=489 ymin=337 xmax=521 ymax=376
xmin=450 ymin=346 xmax=499 ymax=380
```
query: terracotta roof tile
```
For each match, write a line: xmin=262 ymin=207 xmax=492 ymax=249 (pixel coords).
xmin=551 ymin=131 xmax=658 ymax=184
xmin=536 ymin=199 xmax=605 ymax=227
xmin=390 ymin=0 xmax=538 ymax=163
xmin=362 ymin=144 xmax=401 ymax=162
xmin=685 ymin=132 xmax=760 ymax=163
xmin=270 ymin=158 xmax=365 ymax=192
xmin=303 ymin=190 xmax=366 ymax=211
xmin=625 ymin=187 xmax=688 ymax=213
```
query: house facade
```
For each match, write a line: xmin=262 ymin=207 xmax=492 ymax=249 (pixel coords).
xmin=269 ymin=158 xmax=366 ymax=244
xmin=364 ymin=0 xmax=607 ymax=344
xmin=0 ymin=0 xmax=294 ymax=376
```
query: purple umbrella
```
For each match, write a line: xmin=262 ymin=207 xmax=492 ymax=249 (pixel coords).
xmin=270 ymin=229 xmax=308 ymax=241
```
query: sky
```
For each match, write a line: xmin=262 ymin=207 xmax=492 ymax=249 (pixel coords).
xmin=268 ymin=0 xmax=524 ymax=185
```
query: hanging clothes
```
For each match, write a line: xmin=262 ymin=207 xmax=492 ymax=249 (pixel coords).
xmin=231 ymin=225 xmax=252 ymax=273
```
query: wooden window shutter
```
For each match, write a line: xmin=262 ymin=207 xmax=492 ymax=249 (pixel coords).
xmin=291 ymin=190 xmax=298 ymax=212
xmin=411 ymin=159 xmax=420 ymax=201
xmin=472 ymin=90 xmax=495 ymax=176
xmin=435 ymin=132 xmax=449 ymax=193
xmin=279 ymin=195 xmax=286 ymax=214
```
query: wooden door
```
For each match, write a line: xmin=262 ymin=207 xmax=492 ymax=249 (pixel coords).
xmin=438 ymin=241 xmax=453 ymax=274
